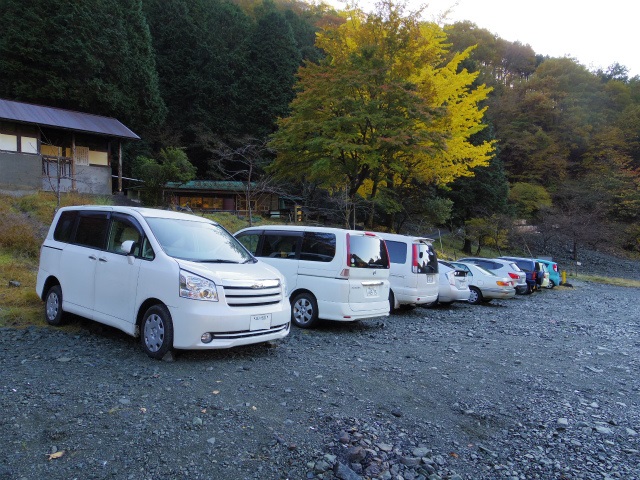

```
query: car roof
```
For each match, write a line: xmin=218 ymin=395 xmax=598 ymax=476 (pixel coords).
xmin=57 ymin=205 xmax=218 ymax=223
xmin=235 ymin=225 xmax=384 ymax=237
xmin=375 ymin=232 xmax=434 ymax=243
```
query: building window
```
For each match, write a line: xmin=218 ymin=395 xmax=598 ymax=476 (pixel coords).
xmin=21 ymin=136 xmax=38 ymax=154
xmin=0 ymin=133 xmax=18 ymax=152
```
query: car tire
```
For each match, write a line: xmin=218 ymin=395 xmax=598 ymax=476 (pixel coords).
xmin=468 ymin=286 xmax=483 ymax=305
xmin=291 ymin=292 xmax=319 ymax=329
xmin=44 ymin=284 xmax=65 ymax=326
xmin=546 ymin=280 xmax=555 ymax=289
xmin=389 ymin=291 xmax=396 ymax=313
xmin=141 ymin=304 xmax=174 ymax=360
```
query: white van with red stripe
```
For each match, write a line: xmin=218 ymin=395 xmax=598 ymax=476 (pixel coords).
xmin=234 ymin=226 xmax=391 ymax=328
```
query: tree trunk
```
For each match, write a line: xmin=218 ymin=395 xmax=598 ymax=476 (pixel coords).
xmin=462 ymin=238 xmax=472 ymax=254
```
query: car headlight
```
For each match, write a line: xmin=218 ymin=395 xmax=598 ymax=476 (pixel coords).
xmin=180 ymin=270 xmax=219 ymax=302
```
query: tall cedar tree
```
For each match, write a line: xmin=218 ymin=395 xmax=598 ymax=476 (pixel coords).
xmin=0 ymin=0 xmax=165 ymax=136
xmin=236 ymin=5 xmax=302 ymax=137
xmin=143 ymin=0 xmax=251 ymax=172
xmin=269 ymin=1 xmax=494 ymax=225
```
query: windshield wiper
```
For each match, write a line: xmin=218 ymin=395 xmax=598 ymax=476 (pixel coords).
xmin=199 ymin=259 xmax=241 ymax=264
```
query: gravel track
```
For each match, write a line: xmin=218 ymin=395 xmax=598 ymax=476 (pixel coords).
xmin=1 ymin=280 xmax=639 ymax=480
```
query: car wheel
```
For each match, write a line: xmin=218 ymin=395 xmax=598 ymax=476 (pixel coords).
xmin=389 ymin=291 xmax=396 ymax=313
xmin=141 ymin=305 xmax=174 ymax=359
xmin=291 ymin=292 xmax=319 ymax=329
xmin=468 ymin=286 xmax=483 ymax=305
xmin=44 ymin=285 xmax=65 ymax=326
xmin=546 ymin=280 xmax=555 ymax=289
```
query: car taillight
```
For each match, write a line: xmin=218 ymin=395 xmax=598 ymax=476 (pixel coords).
xmin=412 ymin=244 xmax=419 ymax=273
xmin=553 ymin=264 xmax=558 ymax=272
xmin=346 ymin=233 xmax=351 ymax=267
xmin=532 ymin=272 xmax=537 ymax=280
xmin=496 ymin=280 xmax=511 ymax=287
xmin=508 ymin=272 xmax=519 ymax=279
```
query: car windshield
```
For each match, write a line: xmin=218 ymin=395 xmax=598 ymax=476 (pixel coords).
xmin=146 ymin=217 xmax=253 ymax=263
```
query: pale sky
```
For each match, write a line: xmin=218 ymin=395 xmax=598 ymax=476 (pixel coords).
xmin=324 ymin=0 xmax=639 ymax=77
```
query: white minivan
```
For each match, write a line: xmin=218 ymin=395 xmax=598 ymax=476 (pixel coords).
xmin=36 ymin=206 xmax=290 ymax=359
xmin=376 ymin=233 xmax=439 ymax=310
xmin=234 ymin=226 xmax=390 ymax=328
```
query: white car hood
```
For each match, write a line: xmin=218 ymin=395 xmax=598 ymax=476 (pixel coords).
xmin=175 ymin=259 xmax=283 ymax=285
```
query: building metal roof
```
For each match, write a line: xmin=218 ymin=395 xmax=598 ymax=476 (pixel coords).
xmin=164 ymin=181 xmax=255 ymax=192
xmin=0 ymin=98 xmax=140 ymax=140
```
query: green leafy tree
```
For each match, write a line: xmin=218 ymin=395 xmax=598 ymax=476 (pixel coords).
xmin=269 ymin=0 xmax=494 ymax=227
xmin=132 ymin=148 xmax=196 ymax=206
xmin=508 ymin=182 xmax=552 ymax=218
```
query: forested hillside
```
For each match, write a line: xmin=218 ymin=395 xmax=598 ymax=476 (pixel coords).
xmin=0 ymin=0 xmax=638 ymax=256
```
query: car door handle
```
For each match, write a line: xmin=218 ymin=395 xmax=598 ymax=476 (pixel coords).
xmin=98 ymin=257 xmax=107 ymax=262
xmin=88 ymin=255 xmax=97 ymax=261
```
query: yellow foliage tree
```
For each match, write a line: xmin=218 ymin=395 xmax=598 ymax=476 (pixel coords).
xmin=269 ymin=0 xmax=495 ymax=225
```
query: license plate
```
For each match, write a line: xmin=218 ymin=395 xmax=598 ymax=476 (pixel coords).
xmin=365 ymin=286 xmax=378 ymax=298
xmin=427 ymin=275 xmax=434 ymax=283
xmin=250 ymin=314 xmax=271 ymax=331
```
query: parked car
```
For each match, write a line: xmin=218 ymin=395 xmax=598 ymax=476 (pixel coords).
xmin=428 ymin=260 xmax=470 ymax=305
xmin=457 ymin=257 xmax=527 ymax=294
xmin=376 ymin=232 xmax=439 ymax=311
xmin=498 ymin=256 xmax=542 ymax=293
xmin=36 ymin=206 xmax=291 ymax=359
xmin=447 ymin=261 xmax=516 ymax=304
xmin=536 ymin=258 xmax=560 ymax=288
xmin=234 ymin=226 xmax=390 ymax=328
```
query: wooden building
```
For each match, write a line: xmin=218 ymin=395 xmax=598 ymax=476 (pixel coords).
xmin=0 ymin=98 xmax=139 ymax=195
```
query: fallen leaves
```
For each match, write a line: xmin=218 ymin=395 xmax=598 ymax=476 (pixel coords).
xmin=48 ymin=451 xmax=65 ymax=460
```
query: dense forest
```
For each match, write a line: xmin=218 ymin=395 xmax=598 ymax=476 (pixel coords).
xmin=1 ymin=0 xmax=638 ymax=256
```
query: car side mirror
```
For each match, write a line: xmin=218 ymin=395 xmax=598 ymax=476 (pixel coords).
xmin=121 ymin=240 xmax=137 ymax=256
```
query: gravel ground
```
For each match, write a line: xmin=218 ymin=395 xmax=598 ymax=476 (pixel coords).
xmin=1 ymin=280 xmax=639 ymax=480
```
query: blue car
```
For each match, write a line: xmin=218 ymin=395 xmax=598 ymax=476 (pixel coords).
xmin=536 ymin=259 xmax=560 ymax=288
xmin=498 ymin=256 xmax=544 ymax=293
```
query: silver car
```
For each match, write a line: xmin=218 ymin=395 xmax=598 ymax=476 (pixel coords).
xmin=449 ymin=261 xmax=516 ymax=304
xmin=427 ymin=260 xmax=470 ymax=305
xmin=457 ymin=257 xmax=527 ymax=294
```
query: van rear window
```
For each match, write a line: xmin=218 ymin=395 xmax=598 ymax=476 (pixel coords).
xmin=349 ymin=235 xmax=389 ymax=269
xmin=53 ymin=210 xmax=77 ymax=243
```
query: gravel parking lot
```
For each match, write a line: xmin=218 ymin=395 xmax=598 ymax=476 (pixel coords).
xmin=1 ymin=280 xmax=639 ymax=480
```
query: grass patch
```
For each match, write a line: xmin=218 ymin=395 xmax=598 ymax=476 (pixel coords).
xmin=571 ymin=273 xmax=640 ymax=288
xmin=0 ymin=250 xmax=43 ymax=327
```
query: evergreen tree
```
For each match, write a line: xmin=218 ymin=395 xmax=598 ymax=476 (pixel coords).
xmin=236 ymin=5 xmax=302 ymax=136
xmin=0 ymin=0 xmax=165 ymax=135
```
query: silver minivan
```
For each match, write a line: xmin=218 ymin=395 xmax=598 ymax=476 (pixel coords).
xmin=36 ymin=206 xmax=290 ymax=358
xmin=235 ymin=226 xmax=391 ymax=328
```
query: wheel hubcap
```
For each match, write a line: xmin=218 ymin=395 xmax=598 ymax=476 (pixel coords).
xmin=144 ymin=314 xmax=165 ymax=352
xmin=293 ymin=299 xmax=313 ymax=325
xmin=46 ymin=292 xmax=59 ymax=320
xmin=469 ymin=290 xmax=478 ymax=303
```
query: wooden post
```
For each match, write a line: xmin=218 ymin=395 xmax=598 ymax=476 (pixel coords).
xmin=71 ymin=133 xmax=76 ymax=191
xmin=118 ymin=141 xmax=123 ymax=192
